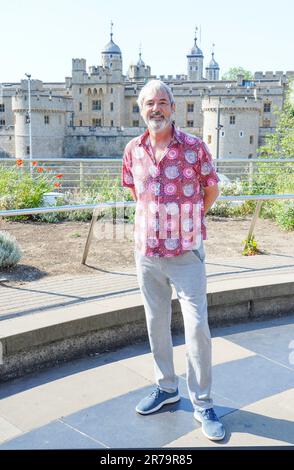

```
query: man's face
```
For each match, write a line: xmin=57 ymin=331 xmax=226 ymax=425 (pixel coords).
xmin=141 ymin=88 xmax=175 ymax=133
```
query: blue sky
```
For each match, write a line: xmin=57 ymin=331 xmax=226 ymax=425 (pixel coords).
xmin=1 ymin=0 xmax=293 ymax=83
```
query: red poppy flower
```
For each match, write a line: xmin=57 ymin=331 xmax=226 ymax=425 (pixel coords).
xmin=56 ymin=173 xmax=64 ymax=179
xmin=54 ymin=182 xmax=61 ymax=187
xmin=37 ymin=167 xmax=44 ymax=173
xmin=16 ymin=159 xmax=24 ymax=167
xmin=32 ymin=161 xmax=38 ymax=166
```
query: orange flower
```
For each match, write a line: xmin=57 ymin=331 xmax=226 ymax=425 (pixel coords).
xmin=47 ymin=167 xmax=51 ymax=171
xmin=16 ymin=159 xmax=24 ymax=167
xmin=32 ymin=161 xmax=38 ymax=166
xmin=37 ymin=167 xmax=44 ymax=173
xmin=54 ymin=182 xmax=61 ymax=187
xmin=56 ymin=173 xmax=63 ymax=179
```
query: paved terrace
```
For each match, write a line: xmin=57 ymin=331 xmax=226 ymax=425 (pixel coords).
xmin=0 ymin=253 xmax=293 ymax=448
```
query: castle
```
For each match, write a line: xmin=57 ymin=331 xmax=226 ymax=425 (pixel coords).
xmin=0 ymin=26 xmax=293 ymax=160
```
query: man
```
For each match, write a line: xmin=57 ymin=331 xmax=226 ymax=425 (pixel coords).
xmin=121 ymin=79 xmax=225 ymax=441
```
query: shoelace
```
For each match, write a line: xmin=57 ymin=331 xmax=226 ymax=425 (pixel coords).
xmin=149 ymin=387 xmax=161 ymax=399
xmin=201 ymin=408 xmax=218 ymax=421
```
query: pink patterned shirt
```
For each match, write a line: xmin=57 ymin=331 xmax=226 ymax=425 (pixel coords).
xmin=122 ymin=125 xmax=219 ymax=257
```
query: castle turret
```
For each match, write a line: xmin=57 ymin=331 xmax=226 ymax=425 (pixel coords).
xmin=127 ymin=46 xmax=151 ymax=81
xmin=101 ymin=22 xmax=122 ymax=74
xmin=205 ymin=45 xmax=220 ymax=81
xmin=187 ymin=27 xmax=204 ymax=81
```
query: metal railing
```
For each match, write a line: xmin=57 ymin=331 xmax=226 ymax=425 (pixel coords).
xmin=0 ymin=157 xmax=293 ymax=191
xmin=1 ymin=194 xmax=293 ymax=266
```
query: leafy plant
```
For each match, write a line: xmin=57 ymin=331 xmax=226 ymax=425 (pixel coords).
xmin=0 ymin=231 xmax=22 ymax=269
xmin=242 ymin=235 xmax=260 ymax=256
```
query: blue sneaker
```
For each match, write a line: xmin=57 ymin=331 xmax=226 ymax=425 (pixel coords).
xmin=194 ymin=408 xmax=225 ymax=441
xmin=136 ymin=387 xmax=180 ymax=415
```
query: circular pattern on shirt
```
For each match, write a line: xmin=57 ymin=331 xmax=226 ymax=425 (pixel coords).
xmin=164 ymin=183 xmax=177 ymax=195
xmin=164 ymin=238 xmax=179 ymax=250
xmin=134 ymin=164 xmax=144 ymax=177
xmin=201 ymin=162 xmax=212 ymax=176
xmin=164 ymin=219 xmax=178 ymax=231
xmin=182 ymin=237 xmax=194 ymax=249
xmin=184 ymin=149 xmax=198 ymax=164
xmin=207 ymin=178 xmax=217 ymax=187
xmin=164 ymin=165 xmax=180 ymax=179
xmin=148 ymin=181 xmax=161 ymax=195
xmin=148 ymin=201 xmax=158 ymax=214
xmin=149 ymin=218 xmax=160 ymax=231
xmin=134 ymin=147 xmax=145 ymax=159
xmin=183 ymin=184 xmax=195 ymax=197
xmin=183 ymin=167 xmax=195 ymax=179
xmin=135 ymin=181 xmax=145 ymax=194
xmin=182 ymin=218 xmax=193 ymax=232
xmin=185 ymin=134 xmax=198 ymax=145
xmin=124 ymin=174 xmax=134 ymax=184
xmin=166 ymin=202 xmax=179 ymax=215
xmin=149 ymin=165 xmax=160 ymax=178
xmin=147 ymin=237 xmax=159 ymax=248
xmin=166 ymin=148 xmax=178 ymax=160
xmin=182 ymin=201 xmax=193 ymax=214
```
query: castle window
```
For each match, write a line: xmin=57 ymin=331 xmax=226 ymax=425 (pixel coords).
xmin=263 ymin=102 xmax=271 ymax=113
xmin=44 ymin=115 xmax=50 ymax=125
xmin=263 ymin=118 xmax=271 ymax=127
xmin=79 ymin=102 xmax=82 ymax=111
xmin=187 ymin=120 xmax=194 ymax=127
xmin=79 ymin=88 xmax=82 ymax=94
xmin=207 ymin=135 xmax=212 ymax=144
xmin=0 ymin=104 xmax=5 ymax=112
xmin=221 ymin=131 xmax=225 ymax=137
xmin=132 ymin=120 xmax=139 ymax=127
xmin=79 ymin=120 xmax=83 ymax=126
xmin=111 ymin=120 xmax=114 ymax=127
xmin=92 ymin=118 xmax=101 ymax=127
xmin=187 ymin=103 xmax=194 ymax=113
xmin=248 ymin=154 xmax=253 ymax=159
xmin=92 ymin=100 xmax=101 ymax=111
xmin=133 ymin=104 xmax=139 ymax=113
xmin=230 ymin=115 xmax=236 ymax=125
xmin=110 ymin=102 xmax=114 ymax=111
xmin=0 ymin=119 xmax=5 ymax=125
xmin=111 ymin=88 xmax=113 ymax=94
xmin=250 ymin=135 xmax=254 ymax=144
xmin=239 ymin=131 xmax=244 ymax=138
xmin=26 ymin=146 xmax=30 ymax=155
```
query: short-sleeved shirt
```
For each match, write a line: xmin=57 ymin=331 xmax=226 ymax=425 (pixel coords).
xmin=122 ymin=125 xmax=219 ymax=257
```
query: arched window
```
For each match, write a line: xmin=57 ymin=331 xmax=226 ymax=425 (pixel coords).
xmin=87 ymin=88 xmax=92 ymax=95
xmin=93 ymin=88 xmax=97 ymax=95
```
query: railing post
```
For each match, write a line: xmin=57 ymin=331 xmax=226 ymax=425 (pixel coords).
xmin=246 ymin=200 xmax=263 ymax=243
xmin=80 ymin=161 xmax=84 ymax=193
xmin=81 ymin=207 xmax=100 ymax=265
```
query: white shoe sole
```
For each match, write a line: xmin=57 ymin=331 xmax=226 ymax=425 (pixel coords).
xmin=136 ymin=394 xmax=180 ymax=415
xmin=194 ymin=413 xmax=226 ymax=441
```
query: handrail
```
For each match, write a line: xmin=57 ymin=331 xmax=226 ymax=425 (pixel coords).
xmin=0 ymin=194 xmax=293 ymax=218
xmin=1 ymin=194 xmax=293 ymax=265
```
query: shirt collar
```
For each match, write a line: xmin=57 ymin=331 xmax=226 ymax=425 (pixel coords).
xmin=137 ymin=124 xmax=184 ymax=146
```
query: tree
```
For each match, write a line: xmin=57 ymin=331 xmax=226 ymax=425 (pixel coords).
xmin=259 ymin=81 xmax=294 ymax=159
xmin=222 ymin=67 xmax=253 ymax=81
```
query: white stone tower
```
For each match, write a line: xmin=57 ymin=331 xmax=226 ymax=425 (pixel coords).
xmin=205 ymin=44 xmax=220 ymax=81
xmin=187 ymin=27 xmax=204 ymax=81
xmin=101 ymin=22 xmax=122 ymax=74
xmin=202 ymin=95 xmax=262 ymax=159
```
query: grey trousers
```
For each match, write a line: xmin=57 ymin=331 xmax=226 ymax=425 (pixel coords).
xmin=135 ymin=240 xmax=213 ymax=411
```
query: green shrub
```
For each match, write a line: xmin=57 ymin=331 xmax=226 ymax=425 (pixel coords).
xmin=0 ymin=231 xmax=22 ymax=269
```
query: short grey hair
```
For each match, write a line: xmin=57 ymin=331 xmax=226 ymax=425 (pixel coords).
xmin=137 ymin=80 xmax=175 ymax=111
